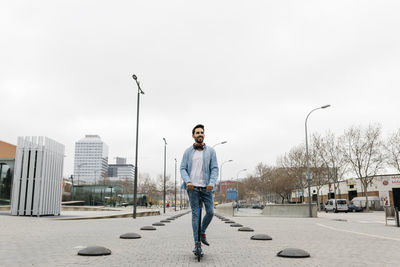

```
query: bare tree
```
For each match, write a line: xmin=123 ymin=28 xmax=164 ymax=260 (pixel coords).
xmin=313 ymin=132 xmax=347 ymax=203
xmin=157 ymin=174 xmax=173 ymax=203
xmin=384 ymin=128 xmax=400 ymax=173
xmin=309 ymin=134 xmax=329 ymax=209
xmin=269 ymin=167 xmax=297 ymax=203
xmin=138 ymin=173 xmax=158 ymax=203
xmin=242 ymin=176 xmax=260 ymax=203
xmin=278 ymin=145 xmax=307 ymax=202
xmin=343 ymin=125 xmax=384 ymax=211
xmin=101 ymin=173 xmax=110 ymax=186
xmin=117 ymin=176 xmax=134 ymax=194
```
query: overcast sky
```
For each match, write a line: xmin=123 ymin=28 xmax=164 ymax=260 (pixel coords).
xmin=1 ymin=1 xmax=400 ymax=182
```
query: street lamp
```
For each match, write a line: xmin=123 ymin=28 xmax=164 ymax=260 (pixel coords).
xmin=77 ymin=163 xmax=88 ymax=186
xmin=163 ymin=138 xmax=167 ymax=214
xmin=69 ymin=174 xmax=74 ymax=201
xmin=305 ymin=104 xmax=330 ymax=217
xmin=132 ymin=74 xmax=145 ymax=219
xmin=219 ymin=160 xmax=233 ymax=204
xmin=212 ymin=141 xmax=227 ymax=148
xmin=92 ymin=170 xmax=100 ymax=206
xmin=236 ymin=169 xmax=247 ymax=211
xmin=174 ymin=158 xmax=177 ymax=211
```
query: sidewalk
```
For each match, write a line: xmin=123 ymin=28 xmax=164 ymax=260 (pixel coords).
xmin=0 ymin=209 xmax=399 ymax=266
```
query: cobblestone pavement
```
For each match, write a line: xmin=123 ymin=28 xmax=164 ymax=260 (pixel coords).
xmin=0 ymin=209 xmax=399 ymax=266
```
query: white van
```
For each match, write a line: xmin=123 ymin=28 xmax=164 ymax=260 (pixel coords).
xmin=351 ymin=196 xmax=381 ymax=210
xmin=325 ymin=199 xmax=348 ymax=213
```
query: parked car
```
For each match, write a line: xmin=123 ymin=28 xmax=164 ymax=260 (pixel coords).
xmin=347 ymin=203 xmax=362 ymax=212
xmin=325 ymin=199 xmax=348 ymax=213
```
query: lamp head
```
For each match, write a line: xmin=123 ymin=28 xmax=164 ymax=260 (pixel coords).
xmin=321 ymin=104 xmax=331 ymax=109
xmin=132 ymin=74 xmax=137 ymax=80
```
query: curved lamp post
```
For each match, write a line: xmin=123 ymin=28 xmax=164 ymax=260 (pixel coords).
xmin=305 ymin=104 xmax=330 ymax=217
xmin=132 ymin=74 xmax=145 ymax=219
xmin=212 ymin=141 xmax=227 ymax=148
xmin=236 ymin=169 xmax=247 ymax=211
xmin=219 ymin=160 xmax=233 ymax=203
xmin=163 ymin=138 xmax=167 ymax=214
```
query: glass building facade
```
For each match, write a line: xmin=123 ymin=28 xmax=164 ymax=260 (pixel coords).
xmin=0 ymin=160 xmax=14 ymax=205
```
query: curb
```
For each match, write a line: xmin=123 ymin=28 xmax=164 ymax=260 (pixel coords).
xmin=56 ymin=210 xmax=161 ymax=220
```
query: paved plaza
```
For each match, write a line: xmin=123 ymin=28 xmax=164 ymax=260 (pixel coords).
xmin=0 ymin=208 xmax=399 ymax=266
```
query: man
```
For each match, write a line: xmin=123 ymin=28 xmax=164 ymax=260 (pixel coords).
xmin=180 ymin=124 xmax=219 ymax=256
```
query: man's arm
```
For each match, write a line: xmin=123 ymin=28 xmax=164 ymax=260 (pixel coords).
xmin=207 ymin=149 xmax=219 ymax=189
xmin=180 ymin=149 xmax=191 ymax=184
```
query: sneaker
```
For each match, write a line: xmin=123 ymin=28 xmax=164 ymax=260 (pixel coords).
xmin=193 ymin=243 xmax=204 ymax=257
xmin=200 ymin=234 xmax=210 ymax=246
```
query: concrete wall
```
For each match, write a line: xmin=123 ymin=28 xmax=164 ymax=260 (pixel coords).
xmin=261 ymin=203 xmax=317 ymax=217
xmin=215 ymin=202 xmax=234 ymax=217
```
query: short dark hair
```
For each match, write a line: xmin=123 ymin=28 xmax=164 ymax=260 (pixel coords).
xmin=192 ymin=124 xmax=204 ymax=135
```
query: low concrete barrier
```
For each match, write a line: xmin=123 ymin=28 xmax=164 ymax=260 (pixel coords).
xmin=57 ymin=210 xmax=160 ymax=220
xmin=215 ymin=202 xmax=234 ymax=217
xmin=0 ymin=205 xmax=10 ymax=211
xmin=61 ymin=206 xmax=118 ymax=211
xmin=261 ymin=204 xmax=317 ymax=218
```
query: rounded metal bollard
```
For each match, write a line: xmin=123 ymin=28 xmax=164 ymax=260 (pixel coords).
xmin=225 ymin=221 xmax=235 ymax=224
xmin=238 ymin=227 xmax=254 ymax=232
xmin=120 ymin=233 xmax=141 ymax=239
xmin=78 ymin=246 xmax=111 ymax=256
xmin=251 ymin=234 xmax=272 ymax=240
xmin=230 ymin=223 xmax=243 ymax=227
xmin=160 ymin=220 xmax=171 ymax=223
xmin=277 ymin=248 xmax=310 ymax=258
xmin=140 ymin=226 xmax=157 ymax=230
xmin=152 ymin=222 xmax=166 ymax=226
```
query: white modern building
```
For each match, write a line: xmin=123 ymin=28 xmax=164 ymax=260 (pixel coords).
xmin=108 ymin=157 xmax=134 ymax=182
xmin=74 ymin=135 xmax=108 ymax=184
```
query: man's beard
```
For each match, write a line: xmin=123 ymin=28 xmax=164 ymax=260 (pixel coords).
xmin=195 ymin=137 xmax=203 ymax=143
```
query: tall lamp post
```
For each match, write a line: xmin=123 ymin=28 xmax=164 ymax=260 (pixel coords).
xmin=174 ymin=158 xmax=177 ymax=211
xmin=212 ymin=141 xmax=227 ymax=148
xmin=236 ymin=169 xmax=247 ymax=211
xmin=132 ymin=74 xmax=145 ymax=219
xmin=305 ymin=104 xmax=330 ymax=217
xmin=219 ymin=160 xmax=233 ymax=204
xmin=163 ymin=138 xmax=167 ymax=214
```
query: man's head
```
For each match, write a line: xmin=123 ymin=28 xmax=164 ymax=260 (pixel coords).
xmin=192 ymin=124 xmax=205 ymax=144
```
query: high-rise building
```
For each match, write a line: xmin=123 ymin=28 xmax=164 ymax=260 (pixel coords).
xmin=74 ymin=135 xmax=108 ymax=184
xmin=115 ymin=157 xmax=126 ymax=165
xmin=108 ymin=157 xmax=134 ymax=182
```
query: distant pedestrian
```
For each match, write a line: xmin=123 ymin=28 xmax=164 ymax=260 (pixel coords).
xmin=180 ymin=124 xmax=219 ymax=257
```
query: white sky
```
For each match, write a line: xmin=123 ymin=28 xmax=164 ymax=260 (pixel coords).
xmin=1 ymin=0 xmax=400 ymax=182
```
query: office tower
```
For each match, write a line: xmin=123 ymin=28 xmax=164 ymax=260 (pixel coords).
xmin=108 ymin=157 xmax=134 ymax=182
xmin=74 ymin=135 xmax=108 ymax=184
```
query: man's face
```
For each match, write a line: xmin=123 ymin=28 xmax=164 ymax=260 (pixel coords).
xmin=192 ymin=128 xmax=205 ymax=144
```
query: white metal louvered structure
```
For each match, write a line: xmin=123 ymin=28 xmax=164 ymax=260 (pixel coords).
xmin=11 ymin=137 xmax=65 ymax=216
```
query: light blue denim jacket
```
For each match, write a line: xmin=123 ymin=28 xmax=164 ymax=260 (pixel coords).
xmin=180 ymin=145 xmax=219 ymax=191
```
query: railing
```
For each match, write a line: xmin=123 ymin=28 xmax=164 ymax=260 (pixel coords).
xmin=384 ymin=206 xmax=399 ymax=227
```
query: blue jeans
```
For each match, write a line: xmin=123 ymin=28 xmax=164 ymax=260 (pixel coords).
xmin=187 ymin=189 xmax=214 ymax=243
